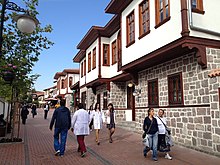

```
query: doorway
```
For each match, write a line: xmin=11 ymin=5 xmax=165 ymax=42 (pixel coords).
xmin=127 ymin=86 xmax=135 ymax=121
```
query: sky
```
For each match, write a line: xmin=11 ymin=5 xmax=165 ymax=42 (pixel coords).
xmin=13 ymin=0 xmax=113 ymax=91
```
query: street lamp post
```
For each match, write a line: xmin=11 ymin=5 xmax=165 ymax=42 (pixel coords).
xmin=0 ymin=0 xmax=39 ymax=57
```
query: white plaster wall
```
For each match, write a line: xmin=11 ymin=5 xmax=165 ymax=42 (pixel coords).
xmin=125 ymin=110 xmax=132 ymax=121
xmin=101 ymin=34 xmax=122 ymax=78
xmin=188 ymin=0 xmax=220 ymax=40
xmin=60 ymin=88 xmax=66 ymax=95
xmin=121 ymin=0 xmax=182 ymax=66
xmin=84 ymin=39 xmax=99 ymax=83
xmin=67 ymin=74 xmax=79 ymax=93
xmin=80 ymin=57 xmax=86 ymax=86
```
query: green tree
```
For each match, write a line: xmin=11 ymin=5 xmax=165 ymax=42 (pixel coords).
xmin=0 ymin=0 xmax=53 ymax=102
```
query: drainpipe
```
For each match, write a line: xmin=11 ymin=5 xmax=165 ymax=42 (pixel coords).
xmin=188 ymin=0 xmax=220 ymax=37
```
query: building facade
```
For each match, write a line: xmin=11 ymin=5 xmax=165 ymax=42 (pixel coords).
xmin=73 ymin=0 xmax=220 ymax=155
xmin=53 ymin=69 xmax=79 ymax=109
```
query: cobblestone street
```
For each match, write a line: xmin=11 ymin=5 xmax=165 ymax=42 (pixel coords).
xmin=0 ymin=108 xmax=220 ymax=165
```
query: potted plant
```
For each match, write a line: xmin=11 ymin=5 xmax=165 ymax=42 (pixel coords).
xmin=1 ymin=64 xmax=17 ymax=83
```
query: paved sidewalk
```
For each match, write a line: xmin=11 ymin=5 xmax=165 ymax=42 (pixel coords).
xmin=0 ymin=108 xmax=220 ymax=165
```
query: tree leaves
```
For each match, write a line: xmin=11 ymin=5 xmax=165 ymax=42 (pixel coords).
xmin=0 ymin=0 xmax=54 ymax=102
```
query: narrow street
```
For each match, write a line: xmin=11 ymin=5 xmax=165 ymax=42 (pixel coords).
xmin=0 ymin=108 xmax=220 ymax=165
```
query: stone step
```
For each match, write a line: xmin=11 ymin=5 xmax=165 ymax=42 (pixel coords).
xmin=117 ymin=121 xmax=139 ymax=132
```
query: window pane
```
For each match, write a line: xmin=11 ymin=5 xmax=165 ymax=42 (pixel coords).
xmin=192 ymin=0 xmax=197 ymax=8
xmin=160 ymin=11 xmax=163 ymax=21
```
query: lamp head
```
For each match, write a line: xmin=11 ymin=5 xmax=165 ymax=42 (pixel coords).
xmin=14 ymin=14 xmax=39 ymax=34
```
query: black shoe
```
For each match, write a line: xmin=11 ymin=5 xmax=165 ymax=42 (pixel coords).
xmin=81 ymin=152 xmax=86 ymax=157
xmin=55 ymin=150 xmax=60 ymax=156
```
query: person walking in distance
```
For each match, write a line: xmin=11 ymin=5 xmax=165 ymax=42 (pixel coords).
xmin=92 ymin=103 xmax=104 ymax=145
xmin=143 ymin=108 xmax=159 ymax=161
xmin=31 ymin=104 xmax=37 ymax=118
xmin=88 ymin=105 xmax=94 ymax=131
xmin=49 ymin=99 xmax=71 ymax=157
xmin=44 ymin=102 xmax=50 ymax=119
xmin=156 ymin=109 xmax=172 ymax=160
xmin=71 ymin=103 xmax=90 ymax=157
xmin=106 ymin=103 xmax=116 ymax=143
xmin=21 ymin=104 xmax=29 ymax=125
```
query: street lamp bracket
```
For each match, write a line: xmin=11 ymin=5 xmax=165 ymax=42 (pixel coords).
xmin=5 ymin=1 xmax=26 ymax=13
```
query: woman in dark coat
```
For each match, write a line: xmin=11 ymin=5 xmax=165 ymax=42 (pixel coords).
xmin=31 ymin=104 xmax=37 ymax=118
xmin=21 ymin=104 xmax=29 ymax=124
xmin=143 ymin=108 xmax=159 ymax=161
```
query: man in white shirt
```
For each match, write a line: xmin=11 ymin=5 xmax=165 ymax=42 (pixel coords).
xmin=156 ymin=109 xmax=172 ymax=160
xmin=71 ymin=103 xmax=90 ymax=157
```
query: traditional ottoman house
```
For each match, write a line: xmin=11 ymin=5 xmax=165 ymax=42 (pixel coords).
xmin=53 ymin=69 xmax=79 ymax=109
xmin=43 ymin=86 xmax=56 ymax=100
xmin=73 ymin=0 xmax=220 ymax=156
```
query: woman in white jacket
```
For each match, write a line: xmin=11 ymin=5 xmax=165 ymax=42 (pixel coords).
xmin=71 ymin=103 xmax=90 ymax=157
xmin=93 ymin=103 xmax=104 ymax=145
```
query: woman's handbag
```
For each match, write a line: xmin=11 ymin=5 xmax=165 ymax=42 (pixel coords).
xmin=143 ymin=134 xmax=149 ymax=147
xmin=157 ymin=116 xmax=171 ymax=135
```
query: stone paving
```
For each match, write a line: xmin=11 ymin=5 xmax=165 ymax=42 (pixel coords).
xmin=0 ymin=108 xmax=220 ymax=165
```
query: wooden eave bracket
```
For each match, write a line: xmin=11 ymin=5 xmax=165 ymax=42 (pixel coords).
xmin=106 ymin=81 xmax=111 ymax=92
xmin=91 ymin=86 xmax=96 ymax=95
xmin=129 ymin=72 xmax=138 ymax=85
xmin=182 ymin=43 xmax=207 ymax=69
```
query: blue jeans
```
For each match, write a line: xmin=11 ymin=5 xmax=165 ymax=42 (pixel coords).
xmin=54 ymin=128 xmax=68 ymax=155
xmin=148 ymin=131 xmax=158 ymax=159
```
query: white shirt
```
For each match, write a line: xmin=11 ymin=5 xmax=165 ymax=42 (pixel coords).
xmin=156 ymin=116 xmax=167 ymax=134
xmin=71 ymin=109 xmax=90 ymax=136
xmin=93 ymin=110 xmax=104 ymax=129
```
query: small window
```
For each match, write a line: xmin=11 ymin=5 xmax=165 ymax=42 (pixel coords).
xmin=155 ymin=0 xmax=170 ymax=28
xmin=103 ymin=44 xmax=110 ymax=66
xmin=168 ymin=72 xmax=183 ymax=105
xmin=61 ymin=79 xmax=64 ymax=89
xmin=83 ymin=59 xmax=86 ymax=76
xmin=92 ymin=47 xmax=96 ymax=69
xmin=191 ymin=0 xmax=204 ymax=14
xmin=103 ymin=91 xmax=108 ymax=110
xmin=139 ymin=0 xmax=150 ymax=39
xmin=69 ymin=77 xmax=72 ymax=87
xmin=88 ymin=52 xmax=91 ymax=72
xmin=81 ymin=62 xmax=83 ymax=78
xmin=126 ymin=10 xmax=135 ymax=47
xmin=148 ymin=79 xmax=159 ymax=106
xmin=112 ymin=40 xmax=117 ymax=65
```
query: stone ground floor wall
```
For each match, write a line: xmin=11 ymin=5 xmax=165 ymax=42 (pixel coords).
xmin=113 ymin=48 xmax=220 ymax=156
xmin=83 ymin=48 xmax=220 ymax=156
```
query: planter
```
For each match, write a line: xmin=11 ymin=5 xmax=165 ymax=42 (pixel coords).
xmin=2 ymin=72 xmax=15 ymax=83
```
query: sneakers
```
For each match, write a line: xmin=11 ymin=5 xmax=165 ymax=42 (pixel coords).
xmin=55 ymin=150 xmax=60 ymax=156
xmin=153 ymin=158 xmax=158 ymax=161
xmin=165 ymin=154 xmax=172 ymax=160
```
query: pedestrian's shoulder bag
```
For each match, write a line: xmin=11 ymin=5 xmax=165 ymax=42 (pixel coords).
xmin=157 ymin=116 xmax=171 ymax=135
